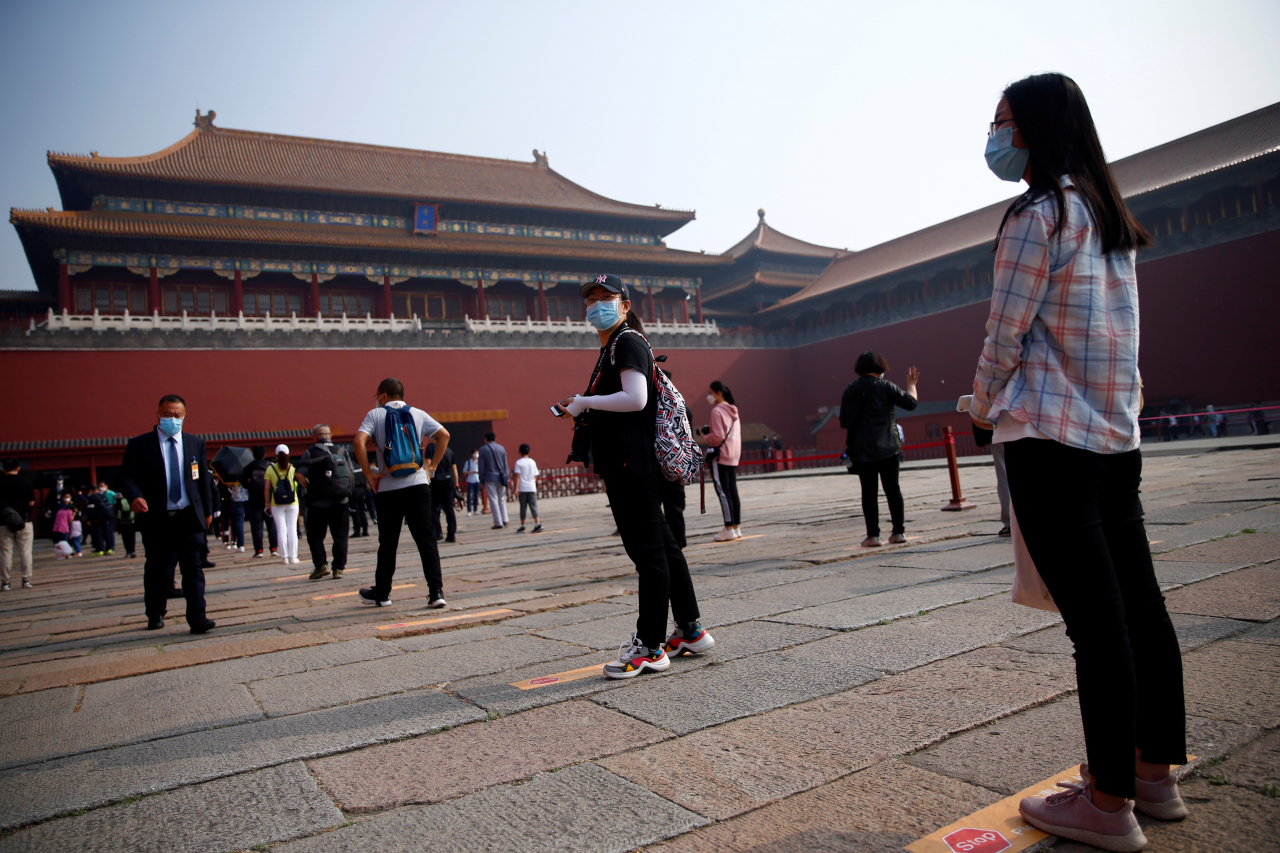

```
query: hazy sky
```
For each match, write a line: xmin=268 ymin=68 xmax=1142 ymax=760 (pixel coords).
xmin=2 ymin=1 xmax=1278 ymax=291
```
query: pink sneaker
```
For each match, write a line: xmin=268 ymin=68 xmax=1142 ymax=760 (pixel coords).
xmin=1019 ymin=777 xmax=1147 ymax=853
xmin=1082 ymin=762 xmax=1188 ymax=821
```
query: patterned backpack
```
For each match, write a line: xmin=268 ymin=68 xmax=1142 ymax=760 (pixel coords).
xmin=610 ymin=328 xmax=703 ymax=484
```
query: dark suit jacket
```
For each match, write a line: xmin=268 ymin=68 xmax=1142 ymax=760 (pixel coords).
xmin=120 ymin=430 xmax=213 ymax=530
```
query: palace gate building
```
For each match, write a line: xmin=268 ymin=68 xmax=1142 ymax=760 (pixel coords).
xmin=3 ymin=103 xmax=1278 ymax=486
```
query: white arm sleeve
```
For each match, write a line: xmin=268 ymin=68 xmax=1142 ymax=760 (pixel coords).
xmin=573 ymin=369 xmax=648 ymax=414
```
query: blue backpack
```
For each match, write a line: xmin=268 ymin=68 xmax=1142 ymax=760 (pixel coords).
xmin=382 ymin=405 xmax=423 ymax=477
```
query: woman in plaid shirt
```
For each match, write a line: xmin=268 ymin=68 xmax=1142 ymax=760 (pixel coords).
xmin=971 ymin=73 xmax=1186 ymax=852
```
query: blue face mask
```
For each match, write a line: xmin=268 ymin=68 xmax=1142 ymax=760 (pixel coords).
xmin=158 ymin=416 xmax=183 ymax=437
xmin=586 ymin=300 xmax=623 ymax=331
xmin=985 ymin=127 xmax=1030 ymax=183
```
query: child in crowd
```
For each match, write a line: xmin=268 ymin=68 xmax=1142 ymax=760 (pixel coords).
xmin=68 ymin=513 xmax=83 ymax=557
xmin=52 ymin=497 xmax=74 ymax=544
xmin=513 ymin=444 xmax=542 ymax=533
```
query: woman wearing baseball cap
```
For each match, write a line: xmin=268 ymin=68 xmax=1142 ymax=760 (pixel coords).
xmin=554 ymin=274 xmax=714 ymax=679
xmin=263 ymin=444 xmax=301 ymax=565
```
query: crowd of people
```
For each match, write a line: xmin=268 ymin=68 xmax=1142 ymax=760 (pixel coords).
xmin=0 ymin=70 xmax=1220 ymax=853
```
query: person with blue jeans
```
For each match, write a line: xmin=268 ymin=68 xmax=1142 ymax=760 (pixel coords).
xmin=226 ymin=482 xmax=248 ymax=553
xmin=462 ymin=450 xmax=482 ymax=516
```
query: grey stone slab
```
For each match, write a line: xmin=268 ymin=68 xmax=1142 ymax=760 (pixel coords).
xmin=0 ymin=683 xmax=263 ymax=771
xmin=502 ymin=601 xmax=635 ymax=630
xmin=273 ymin=762 xmax=705 ymax=853
xmin=596 ymin=647 xmax=882 ymax=735
xmin=878 ymin=541 xmax=1016 ymax=573
xmin=387 ymin=622 xmax=524 ymax=652
xmin=83 ymin=637 xmax=402 ymax=705
xmin=1 ymin=761 xmax=343 ymax=852
xmin=250 ymin=634 xmax=581 ymax=716
xmin=0 ymin=685 xmax=78 ymax=727
xmin=1002 ymin=613 xmax=1251 ymax=657
xmin=908 ymin=696 xmax=1260 ymax=796
xmin=679 ymin=565 xmax=842 ymax=598
xmin=534 ymin=612 xmax=645 ymax=650
xmin=0 ymin=688 xmax=484 ymax=829
xmin=453 ymin=620 xmax=835 ymax=717
xmin=1153 ymin=560 xmax=1249 ymax=586
xmin=768 ymin=581 xmax=1003 ymax=631
xmin=1236 ymin=618 xmax=1280 ymax=647
xmin=814 ymin=595 xmax=1062 ymax=675
xmin=893 ymin=536 xmax=996 ymax=553
xmin=1146 ymin=501 xmax=1268 ymax=525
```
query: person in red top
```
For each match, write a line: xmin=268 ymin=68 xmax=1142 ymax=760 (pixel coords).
xmin=703 ymin=381 xmax=742 ymax=542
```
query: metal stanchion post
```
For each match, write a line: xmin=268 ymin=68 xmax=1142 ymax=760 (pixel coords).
xmin=941 ymin=426 xmax=975 ymax=512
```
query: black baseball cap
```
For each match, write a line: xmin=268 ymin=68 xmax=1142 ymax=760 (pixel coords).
xmin=579 ymin=273 xmax=629 ymax=300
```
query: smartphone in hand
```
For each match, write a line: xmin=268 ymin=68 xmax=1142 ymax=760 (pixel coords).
xmin=956 ymin=395 xmax=973 ymax=413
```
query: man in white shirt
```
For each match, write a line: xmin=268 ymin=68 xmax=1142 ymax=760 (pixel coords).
xmin=351 ymin=377 xmax=451 ymax=608
xmin=513 ymin=443 xmax=542 ymax=533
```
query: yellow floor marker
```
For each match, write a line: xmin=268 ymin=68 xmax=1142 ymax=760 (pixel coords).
xmin=510 ymin=662 xmax=607 ymax=690
xmin=313 ymin=583 xmax=414 ymax=601
xmin=907 ymin=759 xmax=1191 ymax=853
xmin=377 ymin=608 xmax=515 ymax=631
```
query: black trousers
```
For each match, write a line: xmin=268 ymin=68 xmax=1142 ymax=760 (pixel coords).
xmin=603 ymin=468 xmax=700 ymax=650
xmin=430 ymin=481 xmax=457 ymax=540
xmin=1005 ymin=439 xmax=1186 ymax=798
xmin=142 ymin=507 xmax=207 ymax=622
xmin=659 ymin=478 xmax=686 ymax=549
xmin=89 ymin=520 xmax=107 ymax=553
xmin=709 ymin=461 xmax=741 ymax=526
xmin=306 ymin=502 xmax=350 ymax=571
xmin=373 ymin=484 xmax=441 ymax=598
xmin=118 ymin=521 xmax=136 ymax=556
xmin=351 ymin=496 xmax=369 ymax=536
xmin=248 ymin=503 xmax=278 ymax=553
xmin=857 ymin=455 xmax=904 ymax=537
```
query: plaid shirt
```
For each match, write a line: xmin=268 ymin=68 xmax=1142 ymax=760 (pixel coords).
xmin=971 ymin=178 xmax=1142 ymax=454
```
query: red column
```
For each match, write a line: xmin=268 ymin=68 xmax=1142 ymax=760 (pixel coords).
xmin=88 ymin=455 xmax=97 ymax=486
xmin=309 ymin=273 xmax=321 ymax=316
xmin=537 ymin=282 xmax=546 ymax=321
xmin=646 ymin=287 xmax=655 ymax=323
xmin=232 ymin=270 xmax=244 ymax=315
xmin=148 ymin=267 xmax=160 ymax=314
xmin=476 ymin=279 xmax=487 ymax=319
xmin=682 ymin=297 xmax=690 ymax=323
xmin=58 ymin=263 xmax=71 ymax=312
xmin=381 ymin=275 xmax=392 ymax=319
xmin=694 ymin=288 xmax=704 ymax=324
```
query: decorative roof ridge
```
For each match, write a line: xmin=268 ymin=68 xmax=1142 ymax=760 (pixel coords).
xmin=49 ymin=128 xmax=203 ymax=167
xmin=726 ymin=208 xmax=847 ymax=259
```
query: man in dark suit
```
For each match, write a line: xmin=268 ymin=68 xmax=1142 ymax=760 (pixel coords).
xmin=119 ymin=394 xmax=216 ymax=634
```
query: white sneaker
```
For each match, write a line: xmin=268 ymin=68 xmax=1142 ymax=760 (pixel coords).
xmin=290 ymin=557 xmax=301 ymax=564
xmin=237 ymin=546 xmax=245 ymax=552
xmin=282 ymin=557 xmax=291 ymax=564
xmin=712 ymin=528 xmax=736 ymax=542
xmin=732 ymin=528 xmax=743 ymax=539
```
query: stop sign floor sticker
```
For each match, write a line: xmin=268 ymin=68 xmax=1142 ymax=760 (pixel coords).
xmin=905 ymin=760 xmax=1190 ymax=853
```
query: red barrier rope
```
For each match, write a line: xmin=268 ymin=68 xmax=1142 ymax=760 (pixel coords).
xmin=1138 ymin=404 xmax=1279 ymax=422
xmin=736 ymin=440 xmax=950 ymax=469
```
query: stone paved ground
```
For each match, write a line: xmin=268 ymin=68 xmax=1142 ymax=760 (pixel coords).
xmin=0 ymin=447 xmax=1277 ymax=852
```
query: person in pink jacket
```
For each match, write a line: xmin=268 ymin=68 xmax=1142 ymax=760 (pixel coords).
xmin=703 ymin=381 xmax=742 ymax=541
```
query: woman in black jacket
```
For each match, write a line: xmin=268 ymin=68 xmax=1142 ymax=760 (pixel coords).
xmin=554 ymin=274 xmax=713 ymax=679
xmin=839 ymin=351 xmax=919 ymax=547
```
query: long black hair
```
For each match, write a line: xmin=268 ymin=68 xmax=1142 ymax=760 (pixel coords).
xmin=710 ymin=380 xmax=735 ymax=405
xmin=996 ymin=73 xmax=1150 ymax=254
xmin=624 ymin=300 xmax=645 ymax=335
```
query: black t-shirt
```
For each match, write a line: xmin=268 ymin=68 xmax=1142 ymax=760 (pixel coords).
xmin=0 ymin=475 xmax=34 ymax=523
xmin=425 ymin=444 xmax=456 ymax=484
xmin=587 ymin=326 xmax=659 ymax=477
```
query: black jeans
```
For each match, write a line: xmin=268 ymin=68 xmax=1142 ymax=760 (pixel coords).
xmin=857 ymin=455 xmax=904 ymax=538
xmin=141 ymin=507 xmax=207 ymax=623
xmin=118 ymin=521 xmax=136 ymax=556
xmin=89 ymin=520 xmax=107 ymax=553
xmin=351 ymin=496 xmax=368 ymax=536
xmin=248 ymin=502 xmax=277 ymax=553
xmin=1005 ymin=439 xmax=1186 ymax=798
xmin=709 ymin=461 xmax=741 ymax=526
xmin=373 ymin=484 xmax=441 ymax=598
xmin=659 ymin=478 xmax=686 ymax=549
xmin=430 ymin=481 xmax=457 ymax=540
xmin=603 ymin=468 xmax=700 ymax=650
xmin=306 ymin=502 xmax=350 ymax=571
